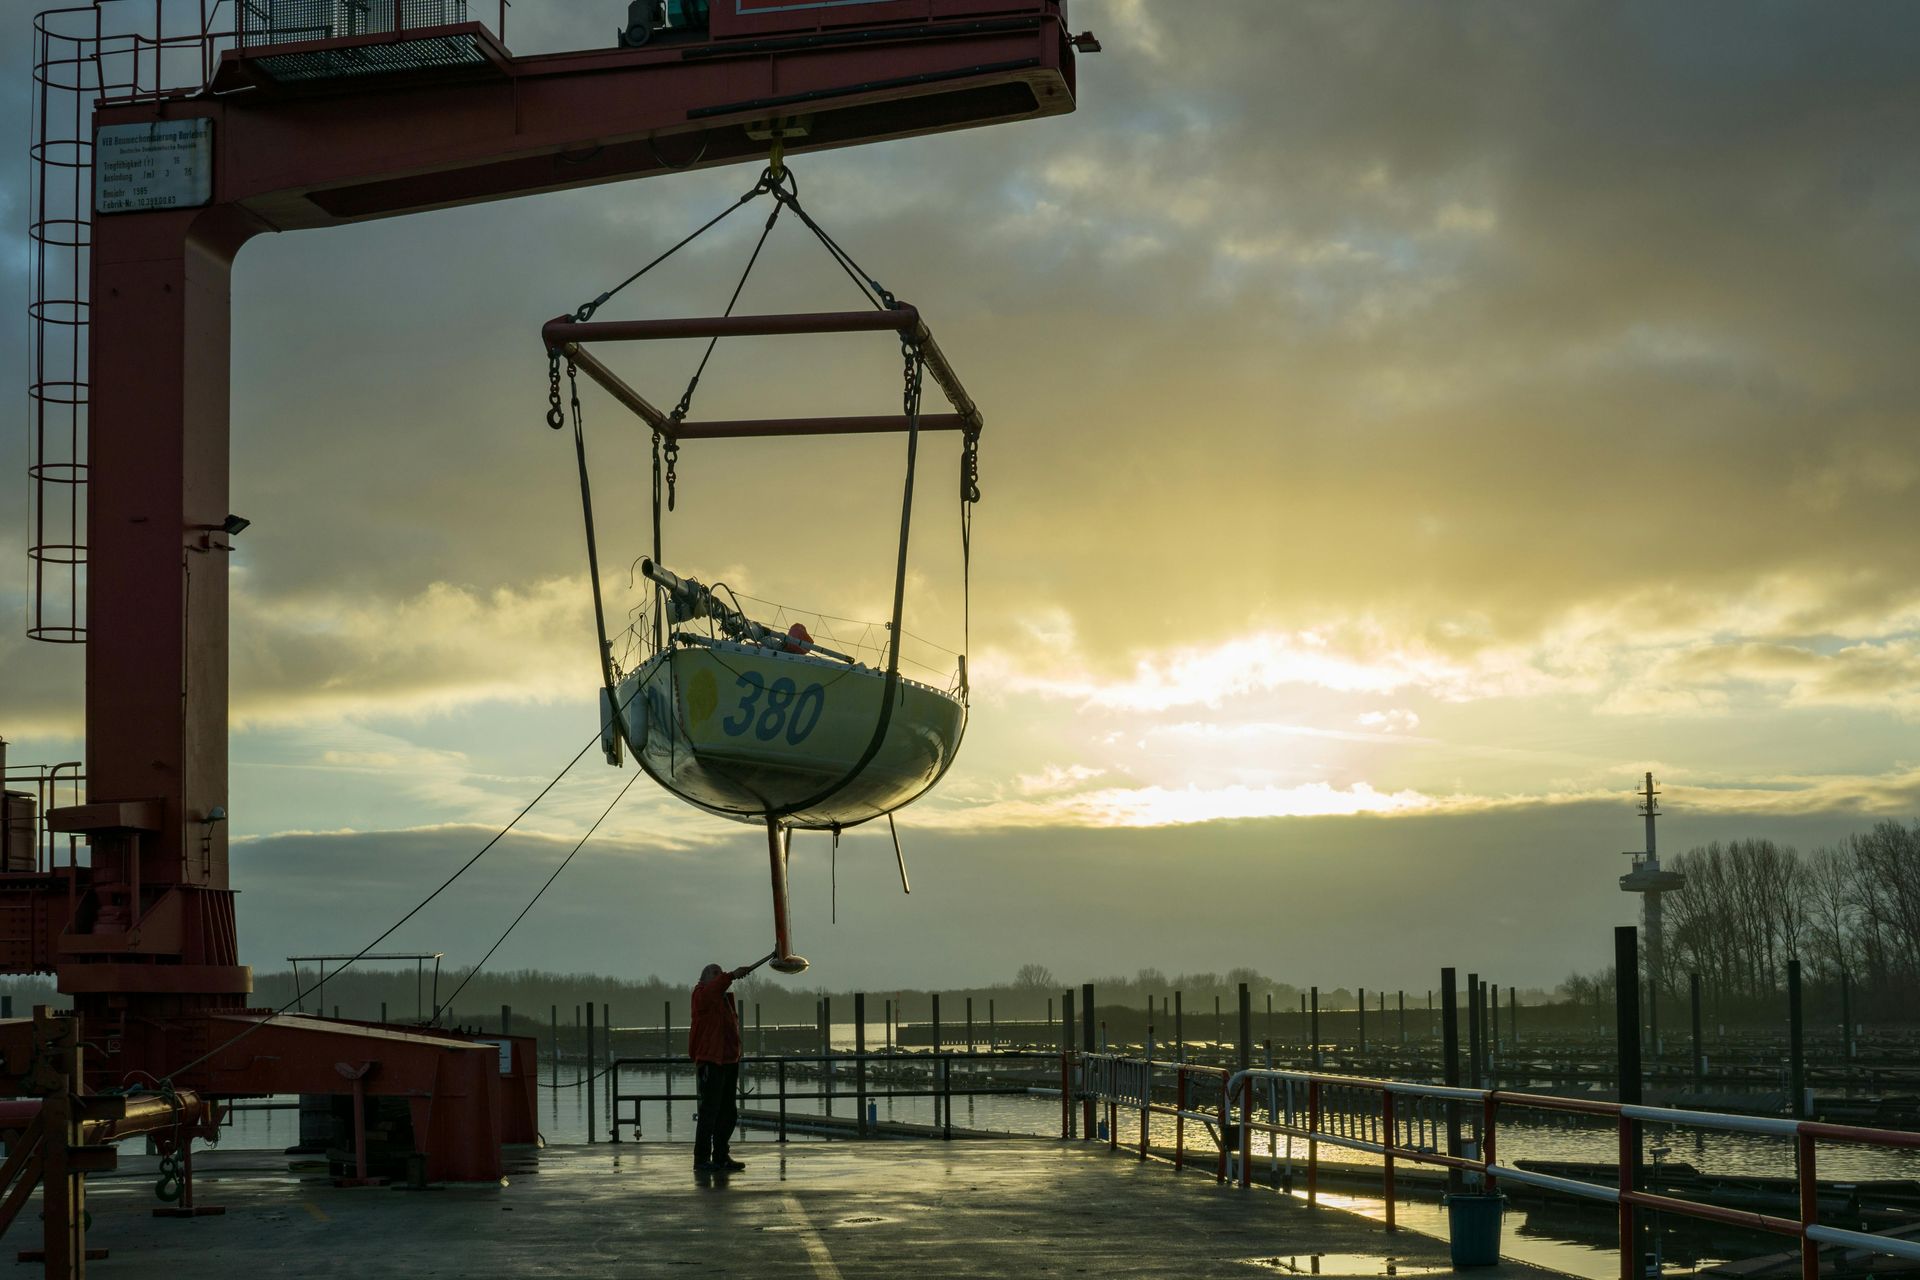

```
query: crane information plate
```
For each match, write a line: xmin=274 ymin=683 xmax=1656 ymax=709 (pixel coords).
xmin=94 ymin=119 xmax=213 ymax=214
xmin=480 ymin=1039 xmax=514 ymax=1075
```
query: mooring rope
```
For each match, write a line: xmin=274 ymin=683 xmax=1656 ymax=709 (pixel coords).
xmin=155 ymin=706 xmax=641 ymax=1087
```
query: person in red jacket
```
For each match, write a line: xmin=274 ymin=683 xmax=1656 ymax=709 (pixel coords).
xmin=689 ymin=960 xmax=753 ymax=1172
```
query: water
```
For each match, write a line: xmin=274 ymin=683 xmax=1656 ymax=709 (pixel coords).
xmin=209 ymin=1059 xmax=1068 ymax=1149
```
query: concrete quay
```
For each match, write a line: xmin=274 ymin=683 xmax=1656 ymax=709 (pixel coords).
xmin=58 ymin=1139 xmax=1565 ymax=1279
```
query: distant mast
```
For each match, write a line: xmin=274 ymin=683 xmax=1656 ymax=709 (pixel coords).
xmin=1620 ymin=771 xmax=1685 ymax=1043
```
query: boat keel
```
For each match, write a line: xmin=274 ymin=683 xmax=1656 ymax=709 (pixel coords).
xmin=766 ymin=820 xmax=810 ymax=974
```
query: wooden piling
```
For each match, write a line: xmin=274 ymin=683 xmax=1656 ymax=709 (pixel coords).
xmin=1466 ymin=972 xmax=1482 ymax=1089
xmin=1080 ymin=983 xmax=1095 ymax=1141
xmin=1310 ymin=987 xmax=1320 ymax=1069
xmin=1440 ymin=967 xmax=1461 ymax=1195
xmin=855 ymin=992 xmax=868 ymax=1137
xmin=1689 ymin=973 xmax=1704 ymax=1091
xmin=585 ymin=1002 xmax=597 ymax=1143
xmin=1061 ymin=989 xmax=1075 ymax=1140
xmin=1616 ymin=926 xmax=1646 ymax=1279
xmin=1840 ymin=971 xmax=1854 ymax=1061
xmin=1237 ymin=983 xmax=1251 ymax=1073
xmin=1788 ymin=958 xmax=1806 ymax=1118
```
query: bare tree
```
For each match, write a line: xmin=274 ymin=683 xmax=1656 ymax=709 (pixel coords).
xmin=1013 ymin=963 xmax=1057 ymax=991
xmin=1803 ymin=846 xmax=1856 ymax=985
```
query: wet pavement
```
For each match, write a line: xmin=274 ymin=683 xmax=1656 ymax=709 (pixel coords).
xmin=59 ymin=1140 xmax=1570 ymax=1278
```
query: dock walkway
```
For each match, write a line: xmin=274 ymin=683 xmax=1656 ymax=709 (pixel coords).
xmin=69 ymin=1140 xmax=1563 ymax=1278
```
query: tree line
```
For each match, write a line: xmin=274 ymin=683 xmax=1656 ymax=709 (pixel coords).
xmin=1575 ymin=818 xmax=1920 ymax=1022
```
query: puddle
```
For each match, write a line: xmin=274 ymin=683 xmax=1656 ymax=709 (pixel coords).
xmin=1242 ymin=1255 xmax=1449 ymax=1276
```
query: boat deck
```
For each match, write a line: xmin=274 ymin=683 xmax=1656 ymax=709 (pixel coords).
xmin=63 ymin=1139 xmax=1563 ymax=1278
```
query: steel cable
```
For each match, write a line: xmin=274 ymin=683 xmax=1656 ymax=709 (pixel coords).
xmin=431 ymin=768 xmax=644 ymax=1025
xmin=155 ymin=716 xmax=629 ymax=1087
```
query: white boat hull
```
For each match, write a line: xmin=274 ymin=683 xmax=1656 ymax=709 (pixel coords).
xmin=614 ymin=641 xmax=965 ymax=829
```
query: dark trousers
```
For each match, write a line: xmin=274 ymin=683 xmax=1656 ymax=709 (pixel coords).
xmin=694 ymin=1060 xmax=739 ymax=1166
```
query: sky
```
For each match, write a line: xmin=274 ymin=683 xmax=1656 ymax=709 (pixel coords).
xmin=3 ymin=1 xmax=1919 ymax=994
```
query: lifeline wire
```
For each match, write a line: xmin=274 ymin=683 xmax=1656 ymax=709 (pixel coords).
xmin=156 ymin=724 xmax=613 ymax=1086
xmin=667 ymin=198 xmax=784 ymax=431
xmin=432 ymin=768 xmax=644 ymax=1024
xmin=572 ymin=181 xmax=763 ymax=322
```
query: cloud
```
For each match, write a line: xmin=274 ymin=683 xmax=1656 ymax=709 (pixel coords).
xmin=988 ymin=780 xmax=1435 ymax=827
xmin=904 ymin=764 xmax=1920 ymax=834
xmin=3 ymin=3 xmax=1920 ymax=940
xmin=1620 ymin=637 xmax=1920 ymax=717
xmin=1013 ymin=763 xmax=1107 ymax=796
xmin=980 ymin=617 xmax=1562 ymax=712
xmin=229 ymin=575 xmax=599 ymax=726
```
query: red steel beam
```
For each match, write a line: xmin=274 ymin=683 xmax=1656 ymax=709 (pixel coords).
xmin=562 ymin=342 xmax=972 ymax=440
xmin=672 ymin=414 xmax=969 ymax=440
xmin=543 ymin=308 xmax=919 ymax=347
xmin=191 ymin=7 xmax=1079 ymax=229
xmin=909 ymin=322 xmax=983 ymax=431
xmin=562 ymin=344 xmax=672 ymax=434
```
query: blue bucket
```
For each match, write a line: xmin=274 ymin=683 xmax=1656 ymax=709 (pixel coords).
xmin=1442 ymin=1193 xmax=1506 ymax=1268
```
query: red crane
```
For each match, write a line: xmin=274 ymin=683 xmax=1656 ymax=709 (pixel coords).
xmin=5 ymin=0 xmax=1087 ymax=1268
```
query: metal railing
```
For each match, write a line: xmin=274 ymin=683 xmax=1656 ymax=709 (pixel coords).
xmin=1083 ymin=1057 xmax=1920 ymax=1280
xmin=605 ymin=1051 xmax=1071 ymax=1144
xmin=1 ymin=761 xmax=85 ymax=873
xmin=31 ymin=0 xmax=515 ymax=107
xmin=1083 ymin=1051 xmax=1239 ymax=1176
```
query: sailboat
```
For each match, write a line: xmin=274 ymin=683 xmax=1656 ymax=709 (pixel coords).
xmin=547 ymin=162 xmax=982 ymax=973
xmin=611 ymin=559 xmax=967 ymax=831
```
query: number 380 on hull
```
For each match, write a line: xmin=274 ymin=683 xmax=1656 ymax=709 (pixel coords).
xmin=612 ymin=638 xmax=967 ymax=830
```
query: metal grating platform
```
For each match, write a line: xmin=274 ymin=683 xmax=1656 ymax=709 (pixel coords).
xmin=235 ymin=0 xmax=495 ymax=83
xmin=250 ymin=29 xmax=490 ymax=81
xmin=238 ymin=0 xmax=467 ymax=47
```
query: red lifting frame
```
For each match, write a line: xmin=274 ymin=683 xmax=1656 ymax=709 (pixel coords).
xmin=542 ymin=305 xmax=984 ymax=443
